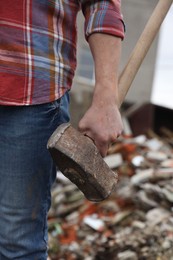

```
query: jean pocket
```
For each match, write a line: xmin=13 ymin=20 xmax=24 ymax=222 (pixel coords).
xmin=45 ymin=99 xmax=61 ymax=120
xmin=47 ymin=92 xmax=70 ymax=126
xmin=50 ymin=99 xmax=61 ymax=111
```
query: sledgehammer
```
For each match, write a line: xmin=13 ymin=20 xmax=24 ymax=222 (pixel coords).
xmin=47 ymin=0 xmax=173 ymax=202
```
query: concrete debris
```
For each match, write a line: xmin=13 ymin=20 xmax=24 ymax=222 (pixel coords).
xmin=104 ymin=153 xmax=123 ymax=169
xmin=146 ymin=151 xmax=168 ymax=161
xmin=145 ymin=138 xmax=163 ymax=151
xmin=131 ymin=155 xmax=145 ymax=167
xmin=83 ymin=215 xmax=105 ymax=232
xmin=48 ymin=130 xmax=173 ymax=260
xmin=146 ymin=208 xmax=171 ymax=226
xmin=117 ymin=250 xmax=138 ymax=260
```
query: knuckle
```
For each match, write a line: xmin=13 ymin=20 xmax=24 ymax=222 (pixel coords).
xmin=78 ymin=121 xmax=86 ymax=132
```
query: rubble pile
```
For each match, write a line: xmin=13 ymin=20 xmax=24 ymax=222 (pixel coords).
xmin=48 ymin=131 xmax=173 ymax=260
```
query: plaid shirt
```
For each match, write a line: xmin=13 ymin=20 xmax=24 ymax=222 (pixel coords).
xmin=0 ymin=0 xmax=125 ymax=105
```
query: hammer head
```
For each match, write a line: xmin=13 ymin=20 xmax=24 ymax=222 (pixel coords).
xmin=47 ymin=123 xmax=118 ymax=202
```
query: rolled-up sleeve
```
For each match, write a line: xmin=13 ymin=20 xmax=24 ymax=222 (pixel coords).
xmin=80 ymin=0 xmax=125 ymax=41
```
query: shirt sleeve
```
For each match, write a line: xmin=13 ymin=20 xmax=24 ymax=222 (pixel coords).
xmin=80 ymin=0 xmax=125 ymax=41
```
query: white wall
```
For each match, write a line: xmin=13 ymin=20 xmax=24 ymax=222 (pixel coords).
xmin=151 ymin=5 xmax=173 ymax=109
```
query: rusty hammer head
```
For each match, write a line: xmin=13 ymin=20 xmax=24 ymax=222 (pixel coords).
xmin=47 ymin=123 xmax=118 ymax=202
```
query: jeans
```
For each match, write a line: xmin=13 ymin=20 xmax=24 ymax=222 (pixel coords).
xmin=0 ymin=92 xmax=70 ymax=259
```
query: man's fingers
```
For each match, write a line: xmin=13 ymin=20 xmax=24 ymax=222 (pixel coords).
xmin=82 ymin=131 xmax=121 ymax=157
xmin=94 ymin=139 xmax=109 ymax=157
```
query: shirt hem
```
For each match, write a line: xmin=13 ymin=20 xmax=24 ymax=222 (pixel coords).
xmin=0 ymin=90 xmax=69 ymax=106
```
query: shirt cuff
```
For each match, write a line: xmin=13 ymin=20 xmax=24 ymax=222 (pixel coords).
xmin=84 ymin=8 xmax=125 ymax=41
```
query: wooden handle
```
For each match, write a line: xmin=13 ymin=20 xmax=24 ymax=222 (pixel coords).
xmin=118 ymin=0 xmax=173 ymax=108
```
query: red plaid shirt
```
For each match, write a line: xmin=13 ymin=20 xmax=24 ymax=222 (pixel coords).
xmin=0 ymin=0 xmax=125 ymax=105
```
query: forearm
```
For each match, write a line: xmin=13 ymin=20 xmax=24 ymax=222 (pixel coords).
xmin=88 ymin=33 xmax=122 ymax=105
xmin=78 ymin=33 xmax=123 ymax=156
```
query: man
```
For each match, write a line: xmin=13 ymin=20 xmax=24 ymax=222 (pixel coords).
xmin=0 ymin=0 xmax=125 ymax=259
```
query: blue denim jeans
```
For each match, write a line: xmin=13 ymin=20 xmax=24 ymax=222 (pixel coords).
xmin=0 ymin=93 xmax=70 ymax=259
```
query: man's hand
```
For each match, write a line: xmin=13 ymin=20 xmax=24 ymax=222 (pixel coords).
xmin=78 ymin=88 xmax=123 ymax=157
xmin=78 ymin=33 xmax=123 ymax=157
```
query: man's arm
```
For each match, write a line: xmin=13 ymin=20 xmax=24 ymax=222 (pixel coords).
xmin=78 ymin=0 xmax=125 ymax=157
xmin=78 ymin=33 xmax=122 ymax=157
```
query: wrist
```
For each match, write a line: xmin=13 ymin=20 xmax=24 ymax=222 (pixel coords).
xmin=92 ymin=82 xmax=119 ymax=106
